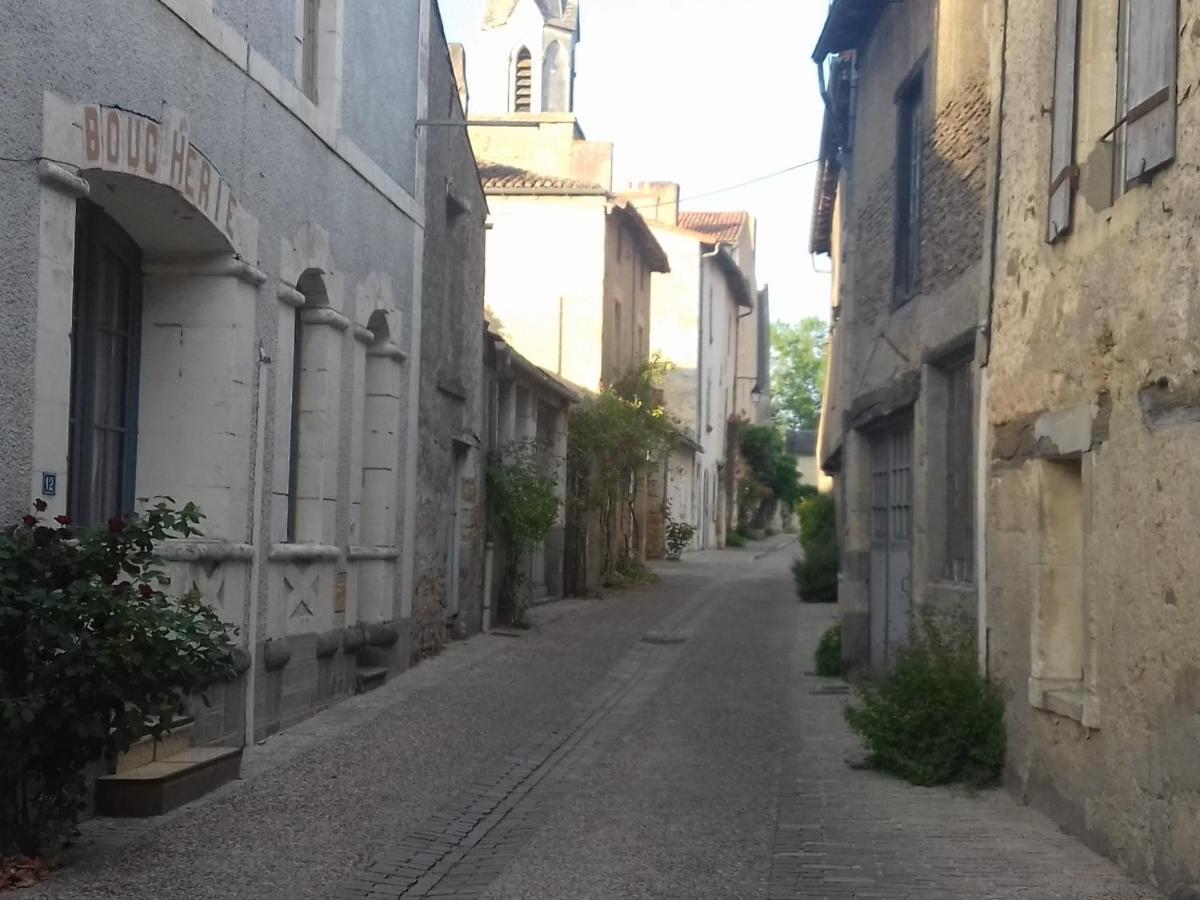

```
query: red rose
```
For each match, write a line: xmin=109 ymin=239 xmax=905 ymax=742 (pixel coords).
xmin=33 ymin=499 xmax=47 ymax=512
xmin=108 ymin=517 xmax=125 ymax=533
xmin=55 ymin=515 xmax=70 ymax=526
xmin=139 ymin=584 xmax=154 ymax=599
xmin=21 ymin=515 xmax=37 ymax=527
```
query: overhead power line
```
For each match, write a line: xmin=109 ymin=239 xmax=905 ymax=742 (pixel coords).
xmin=629 ymin=158 xmax=821 ymax=212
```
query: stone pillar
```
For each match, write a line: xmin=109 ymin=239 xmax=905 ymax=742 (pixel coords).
xmin=138 ymin=260 xmax=261 ymax=541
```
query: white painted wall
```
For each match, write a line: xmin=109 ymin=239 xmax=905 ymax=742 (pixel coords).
xmin=483 ymin=194 xmax=608 ymax=390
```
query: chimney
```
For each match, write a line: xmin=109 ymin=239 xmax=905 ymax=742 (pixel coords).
xmin=626 ymin=181 xmax=680 ymax=226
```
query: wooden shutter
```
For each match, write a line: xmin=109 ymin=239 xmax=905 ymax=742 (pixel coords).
xmin=1121 ymin=0 xmax=1177 ymax=187
xmin=1047 ymin=0 xmax=1079 ymax=243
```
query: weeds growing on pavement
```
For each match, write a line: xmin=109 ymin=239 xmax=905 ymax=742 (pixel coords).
xmin=814 ymin=624 xmax=842 ymax=677
xmin=601 ymin=558 xmax=658 ymax=589
xmin=845 ymin=620 xmax=1005 ymax=788
xmin=724 ymin=530 xmax=748 ymax=548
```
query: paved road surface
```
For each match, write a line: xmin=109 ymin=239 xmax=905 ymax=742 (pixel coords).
xmin=34 ymin=540 xmax=1157 ymax=899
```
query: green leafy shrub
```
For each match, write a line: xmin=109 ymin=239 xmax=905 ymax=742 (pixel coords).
xmin=814 ymin=624 xmax=842 ymax=677
xmin=793 ymin=541 xmax=838 ymax=604
xmin=798 ymin=494 xmax=836 ymax=549
xmin=0 ymin=500 xmax=238 ymax=857
xmin=794 ymin=493 xmax=838 ymax=603
xmin=844 ymin=624 xmax=1006 ymax=787
xmin=487 ymin=441 xmax=560 ymax=626
xmin=662 ymin=505 xmax=696 ymax=561
xmin=724 ymin=530 xmax=747 ymax=548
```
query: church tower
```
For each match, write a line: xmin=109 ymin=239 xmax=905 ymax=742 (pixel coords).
xmin=475 ymin=0 xmax=580 ymax=115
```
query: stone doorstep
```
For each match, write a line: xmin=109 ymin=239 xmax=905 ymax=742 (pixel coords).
xmin=114 ymin=721 xmax=195 ymax=774
xmin=94 ymin=746 xmax=243 ymax=818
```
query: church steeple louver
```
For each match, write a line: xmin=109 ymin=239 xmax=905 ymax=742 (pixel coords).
xmin=478 ymin=0 xmax=580 ymax=115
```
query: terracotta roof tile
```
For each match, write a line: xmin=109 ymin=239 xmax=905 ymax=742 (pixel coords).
xmin=478 ymin=162 xmax=605 ymax=194
xmin=677 ymin=211 xmax=749 ymax=245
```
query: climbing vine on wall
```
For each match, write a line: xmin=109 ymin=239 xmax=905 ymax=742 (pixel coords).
xmin=486 ymin=440 xmax=560 ymax=627
xmin=566 ymin=358 xmax=679 ymax=583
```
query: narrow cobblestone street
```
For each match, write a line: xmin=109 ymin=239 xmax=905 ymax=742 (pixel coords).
xmin=32 ymin=541 xmax=1156 ymax=900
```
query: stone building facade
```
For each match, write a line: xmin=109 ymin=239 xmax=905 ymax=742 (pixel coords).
xmin=0 ymin=0 xmax=482 ymax=747
xmin=982 ymin=0 xmax=1200 ymax=892
xmin=811 ymin=0 xmax=992 ymax=675
xmin=482 ymin=330 xmax=576 ymax=616
xmin=638 ymin=201 xmax=755 ymax=552
xmin=412 ymin=18 xmax=489 ymax=658
xmin=815 ymin=0 xmax=1200 ymax=893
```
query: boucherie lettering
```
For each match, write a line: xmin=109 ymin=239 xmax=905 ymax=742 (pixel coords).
xmin=81 ymin=105 xmax=240 ymax=243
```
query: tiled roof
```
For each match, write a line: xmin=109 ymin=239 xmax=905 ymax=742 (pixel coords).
xmin=478 ymin=162 xmax=606 ymax=195
xmin=677 ymin=211 xmax=749 ymax=245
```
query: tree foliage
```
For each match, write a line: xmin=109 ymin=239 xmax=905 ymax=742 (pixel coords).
xmin=771 ymin=317 xmax=829 ymax=431
xmin=793 ymin=493 xmax=838 ymax=604
xmin=567 ymin=359 xmax=678 ymax=580
xmin=0 ymin=501 xmax=238 ymax=857
xmin=738 ymin=424 xmax=804 ymax=530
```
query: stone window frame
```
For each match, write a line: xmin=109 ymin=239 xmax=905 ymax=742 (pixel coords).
xmin=292 ymin=0 xmax=345 ymax=119
xmin=1028 ymin=452 xmax=1100 ymax=729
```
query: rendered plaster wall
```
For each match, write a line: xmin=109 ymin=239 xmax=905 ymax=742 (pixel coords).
xmin=213 ymin=0 xmax=295 ymax=75
xmin=696 ymin=255 xmax=740 ymax=550
xmin=601 ymin=211 xmax=654 ymax=385
xmin=0 ymin=0 xmax=431 ymax=744
xmin=985 ymin=0 xmax=1200 ymax=891
xmin=468 ymin=117 xmax=613 ymax=190
xmin=341 ymin=0 xmax=421 ymax=195
xmin=483 ymin=194 xmax=607 ymax=391
xmin=648 ymin=224 xmax=703 ymax=435
xmin=411 ymin=7 xmax=489 ymax=658
xmin=825 ymin=0 xmax=991 ymax=669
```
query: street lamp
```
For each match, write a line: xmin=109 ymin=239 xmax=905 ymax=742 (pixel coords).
xmin=750 ymin=384 xmax=763 ymax=406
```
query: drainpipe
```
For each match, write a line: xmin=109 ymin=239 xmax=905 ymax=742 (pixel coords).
xmin=482 ymin=542 xmax=495 ymax=633
xmin=977 ymin=0 xmax=1011 ymax=675
xmin=701 ymin=244 xmax=725 ymax=538
xmin=245 ymin=342 xmax=271 ymax=746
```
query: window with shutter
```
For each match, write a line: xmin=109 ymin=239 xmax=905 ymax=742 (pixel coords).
xmin=894 ymin=73 xmax=923 ymax=301
xmin=1047 ymin=0 xmax=1080 ymax=243
xmin=1118 ymin=0 xmax=1177 ymax=188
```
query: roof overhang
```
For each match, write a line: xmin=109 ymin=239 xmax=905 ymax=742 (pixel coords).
xmin=706 ymin=243 xmax=754 ymax=309
xmin=812 ymin=0 xmax=887 ymax=61
xmin=609 ymin=198 xmax=671 ymax=273
xmin=488 ymin=331 xmax=581 ymax=404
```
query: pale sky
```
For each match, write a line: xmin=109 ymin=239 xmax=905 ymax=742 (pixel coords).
xmin=440 ymin=0 xmax=833 ymax=324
